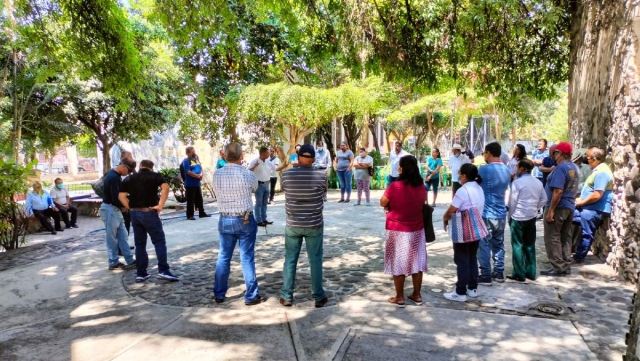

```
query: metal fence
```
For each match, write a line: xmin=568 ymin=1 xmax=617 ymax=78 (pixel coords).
xmin=328 ymin=164 xmax=453 ymax=191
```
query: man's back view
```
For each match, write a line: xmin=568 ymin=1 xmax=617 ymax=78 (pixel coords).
xmin=280 ymin=144 xmax=329 ymax=308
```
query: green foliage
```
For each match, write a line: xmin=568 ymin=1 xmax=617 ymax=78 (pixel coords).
xmin=158 ymin=168 xmax=186 ymax=203
xmin=0 ymin=159 xmax=35 ymax=250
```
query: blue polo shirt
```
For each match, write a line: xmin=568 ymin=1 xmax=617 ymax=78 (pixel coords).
xmin=532 ymin=148 xmax=549 ymax=179
xmin=478 ymin=161 xmax=510 ymax=219
xmin=182 ymin=157 xmax=203 ymax=187
xmin=545 ymin=161 xmax=579 ymax=210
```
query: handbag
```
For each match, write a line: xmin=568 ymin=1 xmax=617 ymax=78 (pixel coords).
xmin=448 ymin=189 xmax=489 ymax=243
xmin=367 ymin=166 xmax=375 ymax=177
xmin=422 ymin=204 xmax=436 ymax=243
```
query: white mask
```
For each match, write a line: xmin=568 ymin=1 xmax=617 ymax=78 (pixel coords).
xmin=454 ymin=154 xmax=460 ymax=158
xmin=317 ymin=147 xmax=323 ymax=152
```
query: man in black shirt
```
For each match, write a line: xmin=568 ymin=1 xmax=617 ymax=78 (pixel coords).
xmin=100 ymin=158 xmax=137 ymax=271
xmin=119 ymin=160 xmax=179 ymax=282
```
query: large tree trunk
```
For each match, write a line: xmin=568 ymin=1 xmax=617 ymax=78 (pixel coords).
xmin=341 ymin=114 xmax=362 ymax=151
xmin=98 ymin=136 xmax=112 ymax=175
xmin=367 ymin=117 xmax=380 ymax=153
xmin=569 ymin=0 xmax=640 ymax=285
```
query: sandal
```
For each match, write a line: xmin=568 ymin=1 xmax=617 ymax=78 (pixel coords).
xmin=407 ymin=295 xmax=423 ymax=305
xmin=387 ymin=296 xmax=406 ymax=308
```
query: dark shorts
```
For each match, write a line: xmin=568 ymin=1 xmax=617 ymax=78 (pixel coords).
xmin=425 ymin=178 xmax=439 ymax=193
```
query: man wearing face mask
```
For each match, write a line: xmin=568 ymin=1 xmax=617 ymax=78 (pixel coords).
xmin=572 ymin=147 xmax=613 ymax=263
xmin=50 ymin=178 xmax=79 ymax=229
xmin=449 ymin=144 xmax=471 ymax=196
xmin=541 ymin=142 xmax=579 ymax=276
xmin=182 ymin=146 xmax=211 ymax=220
xmin=313 ymin=140 xmax=331 ymax=201
xmin=388 ymin=141 xmax=410 ymax=185
xmin=100 ymin=157 xmax=137 ymax=271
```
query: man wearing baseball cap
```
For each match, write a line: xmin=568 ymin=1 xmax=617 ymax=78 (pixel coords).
xmin=449 ymin=144 xmax=471 ymax=195
xmin=541 ymin=141 xmax=580 ymax=276
xmin=280 ymin=144 xmax=329 ymax=308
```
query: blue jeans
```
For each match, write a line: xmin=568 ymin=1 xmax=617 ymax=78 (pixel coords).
xmin=214 ymin=215 xmax=260 ymax=302
xmin=478 ymin=218 xmax=506 ymax=277
xmin=336 ymin=170 xmax=353 ymax=199
xmin=99 ymin=204 xmax=134 ymax=267
xmin=573 ymin=209 xmax=604 ymax=262
xmin=281 ymin=226 xmax=326 ymax=302
xmin=130 ymin=210 xmax=169 ymax=276
xmin=254 ymin=183 xmax=270 ymax=223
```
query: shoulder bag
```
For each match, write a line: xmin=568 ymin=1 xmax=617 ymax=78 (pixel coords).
xmin=448 ymin=189 xmax=489 ymax=243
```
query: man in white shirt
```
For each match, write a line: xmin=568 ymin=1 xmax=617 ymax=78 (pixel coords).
xmin=50 ymin=178 xmax=79 ymax=229
xmin=507 ymin=159 xmax=548 ymax=281
xmin=249 ymin=147 xmax=277 ymax=226
xmin=388 ymin=141 xmax=410 ymax=185
xmin=313 ymin=140 xmax=332 ymax=201
xmin=449 ymin=144 xmax=471 ymax=195
xmin=268 ymin=147 xmax=281 ymax=204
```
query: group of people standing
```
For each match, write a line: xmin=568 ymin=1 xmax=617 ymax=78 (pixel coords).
xmin=95 ymin=137 xmax=612 ymax=309
xmin=382 ymin=139 xmax=613 ymax=305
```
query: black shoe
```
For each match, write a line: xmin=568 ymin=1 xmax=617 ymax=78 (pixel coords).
xmin=344 ymin=199 xmax=350 ymax=203
xmin=130 ymin=246 xmax=135 ymax=250
xmin=109 ymin=262 xmax=126 ymax=270
xmin=215 ymin=297 xmax=224 ymax=304
xmin=478 ymin=276 xmax=492 ymax=286
xmin=51 ymin=230 xmax=57 ymax=235
xmin=315 ymin=296 xmax=329 ymax=308
xmin=279 ymin=297 xmax=293 ymax=307
xmin=264 ymin=220 xmax=274 ymax=225
xmin=186 ymin=217 xmax=196 ymax=221
xmin=506 ymin=275 xmax=526 ymax=282
xmin=493 ymin=273 xmax=505 ymax=283
xmin=55 ymin=228 xmax=64 ymax=232
xmin=70 ymin=224 xmax=79 ymax=228
xmin=540 ymin=269 xmax=566 ymax=277
xmin=199 ymin=213 xmax=212 ymax=218
xmin=257 ymin=222 xmax=267 ymax=227
xmin=65 ymin=225 xmax=72 ymax=229
xmin=337 ymin=199 xmax=344 ymax=203
xmin=245 ymin=295 xmax=267 ymax=306
xmin=124 ymin=260 xmax=137 ymax=270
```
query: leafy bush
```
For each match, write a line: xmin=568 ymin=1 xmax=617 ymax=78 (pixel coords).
xmin=158 ymin=168 xmax=187 ymax=203
xmin=0 ymin=160 xmax=36 ymax=250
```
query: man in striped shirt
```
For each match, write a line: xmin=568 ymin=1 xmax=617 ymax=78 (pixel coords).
xmin=212 ymin=143 xmax=266 ymax=306
xmin=279 ymin=144 xmax=328 ymax=308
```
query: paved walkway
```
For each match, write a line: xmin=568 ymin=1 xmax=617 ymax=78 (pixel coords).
xmin=0 ymin=190 xmax=632 ymax=360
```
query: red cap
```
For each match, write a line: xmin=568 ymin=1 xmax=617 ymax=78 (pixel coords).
xmin=555 ymin=142 xmax=573 ymax=155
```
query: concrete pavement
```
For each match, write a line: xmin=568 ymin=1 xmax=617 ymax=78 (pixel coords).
xmin=0 ymin=190 xmax=631 ymax=360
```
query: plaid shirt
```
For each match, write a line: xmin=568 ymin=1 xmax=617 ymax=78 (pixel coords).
xmin=213 ymin=163 xmax=259 ymax=214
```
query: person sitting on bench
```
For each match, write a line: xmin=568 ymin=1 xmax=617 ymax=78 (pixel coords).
xmin=50 ymin=178 xmax=79 ymax=229
xmin=26 ymin=182 xmax=63 ymax=235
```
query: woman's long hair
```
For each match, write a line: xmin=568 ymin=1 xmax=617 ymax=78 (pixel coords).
xmin=432 ymin=148 xmax=441 ymax=159
xmin=513 ymin=144 xmax=526 ymax=160
xmin=459 ymin=163 xmax=482 ymax=184
xmin=398 ymin=155 xmax=423 ymax=187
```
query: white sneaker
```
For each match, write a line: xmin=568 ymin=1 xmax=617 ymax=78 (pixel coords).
xmin=443 ymin=291 xmax=467 ymax=302
xmin=466 ymin=289 xmax=478 ymax=298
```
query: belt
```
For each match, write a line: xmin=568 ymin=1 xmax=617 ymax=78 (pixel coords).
xmin=316 ymin=167 xmax=327 ymax=170
xmin=130 ymin=207 xmax=154 ymax=212
xmin=258 ymin=181 xmax=269 ymax=184
xmin=221 ymin=211 xmax=253 ymax=216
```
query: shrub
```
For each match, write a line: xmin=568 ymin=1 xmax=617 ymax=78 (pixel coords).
xmin=0 ymin=160 xmax=35 ymax=251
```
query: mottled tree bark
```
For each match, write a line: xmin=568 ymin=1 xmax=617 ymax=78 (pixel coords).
xmin=569 ymin=0 xmax=640 ymax=283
